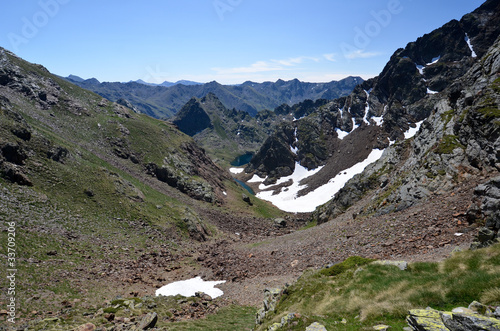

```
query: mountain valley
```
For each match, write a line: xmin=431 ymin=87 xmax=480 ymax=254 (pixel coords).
xmin=0 ymin=1 xmax=500 ymax=330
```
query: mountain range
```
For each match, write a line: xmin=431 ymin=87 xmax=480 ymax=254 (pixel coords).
xmin=130 ymin=79 xmax=203 ymax=87
xmin=0 ymin=0 xmax=499 ymax=330
xmin=64 ymin=75 xmax=362 ymax=119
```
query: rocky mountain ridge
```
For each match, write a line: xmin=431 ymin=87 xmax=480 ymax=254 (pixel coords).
xmin=313 ymin=9 xmax=500 ymax=224
xmin=242 ymin=0 xmax=500 ymax=217
xmin=65 ymin=75 xmax=362 ymax=119
xmin=171 ymin=93 xmax=321 ymax=165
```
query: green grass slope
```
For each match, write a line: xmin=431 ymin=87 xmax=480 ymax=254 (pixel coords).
xmin=0 ymin=47 xmax=283 ymax=327
xmin=256 ymin=244 xmax=500 ymax=330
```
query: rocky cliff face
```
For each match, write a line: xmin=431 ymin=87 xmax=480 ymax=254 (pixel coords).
xmin=314 ymin=31 xmax=500 ymax=223
xmin=172 ymin=97 xmax=213 ymax=136
xmin=246 ymin=0 xmax=500 ymax=217
xmin=171 ymin=93 xmax=295 ymax=165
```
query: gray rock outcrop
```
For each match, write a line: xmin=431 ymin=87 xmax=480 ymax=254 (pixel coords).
xmin=407 ymin=305 xmax=500 ymax=331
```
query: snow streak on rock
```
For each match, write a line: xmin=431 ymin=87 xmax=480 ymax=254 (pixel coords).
xmin=465 ymin=33 xmax=478 ymax=58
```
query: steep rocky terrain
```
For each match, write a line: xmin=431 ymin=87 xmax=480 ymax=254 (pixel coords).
xmin=66 ymin=76 xmax=362 ymax=119
xmin=313 ymin=2 xmax=500 ymax=224
xmin=243 ymin=0 xmax=500 ymax=216
xmin=171 ymin=93 xmax=302 ymax=165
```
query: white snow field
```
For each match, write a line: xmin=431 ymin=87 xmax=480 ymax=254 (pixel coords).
xmin=255 ymin=149 xmax=385 ymax=213
xmin=156 ymin=277 xmax=226 ymax=298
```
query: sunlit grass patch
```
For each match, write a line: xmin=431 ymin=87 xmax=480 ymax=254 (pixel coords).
xmin=256 ymin=244 xmax=500 ymax=330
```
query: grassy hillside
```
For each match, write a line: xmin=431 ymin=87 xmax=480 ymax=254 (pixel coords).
xmin=256 ymin=244 xmax=500 ymax=330
xmin=0 ymin=47 xmax=285 ymax=328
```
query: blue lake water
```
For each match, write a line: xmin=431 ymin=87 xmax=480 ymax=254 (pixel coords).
xmin=230 ymin=152 xmax=253 ymax=166
xmin=234 ymin=179 xmax=255 ymax=195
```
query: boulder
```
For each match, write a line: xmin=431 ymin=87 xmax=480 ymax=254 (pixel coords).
xmin=75 ymin=323 xmax=96 ymax=331
xmin=47 ymin=146 xmax=69 ymax=163
xmin=406 ymin=308 xmax=448 ymax=331
xmin=477 ymin=227 xmax=495 ymax=243
xmin=182 ymin=210 xmax=209 ymax=242
xmin=305 ymin=322 xmax=328 ymax=331
xmin=136 ymin=312 xmax=158 ymax=330
xmin=195 ymin=291 xmax=213 ymax=301
xmin=255 ymin=288 xmax=283 ymax=325
xmin=441 ymin=311 xmax=500 ymax=330
xmin=468 ymin=301 xmax=490 ymax=315
xmin=242 ymin=193 xmax=252 ymax=205
xmin=372 ymin=260 xmax=408 ymax=271
xmin=407 ymin=302 xmax=500 ymax=331
xmin=1 ymin=162 xmax=33 ymax=186
xmin=1 ymin=142 xmax=27 ymax=165
xmin=274 ymin=218 xmax=287 ymax=228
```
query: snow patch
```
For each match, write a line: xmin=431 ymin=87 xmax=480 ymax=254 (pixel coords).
xmin=427 ymin=56 xmax=441 ymax=65
xmin=362 ymin=89 xmax=373 ymax=125
xmin=404 ymin=120 xmax=424 ymax=139
xmin=465 ymin=33 xmax=477 ymax=58
xmin=257 ymin=162 xmax=323 ymax=191
xmin=291 ymin=127 xmax=299 ymax=153
xmin=257 ymin=149 xmax=385 ymax=213
xmin=229 ymin=168 xmax=244 ymax=174
xmin=352 ymin=118 xmax=359 ymax=131
xmin=415 ymin=64 xmax=425 ymax=75
xmin=372 ymin=105 xmax=386 ymax=127
xmin=156 ymin=277 xmax=226 ymax=298
xmin=336 ymin=128 xmax=349 ymax=140
xmin=427 ymin=88 xmax=439 ymax=95
xmin=372 ymin=116 xmax=384 ymax=126
xmin=248 ymin=174 xmax=265 ymax=183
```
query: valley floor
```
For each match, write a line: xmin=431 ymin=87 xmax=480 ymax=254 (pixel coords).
xmin=1 ymin=171 xmax=493 ymax=329
xmin=198 ymin=174 xmax=483 ymax=307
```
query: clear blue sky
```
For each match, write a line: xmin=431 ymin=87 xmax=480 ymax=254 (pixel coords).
xmin=0 ymin=0 xmax=486 ymax=84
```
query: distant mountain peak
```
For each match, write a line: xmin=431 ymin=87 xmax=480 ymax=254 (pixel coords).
xmin=67 ymin=74 xmax=85 ymax=82
xmin=84 ymin=78 xmax=100 ymax=85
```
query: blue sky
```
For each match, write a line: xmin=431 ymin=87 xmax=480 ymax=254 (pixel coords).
xmin=0 ymin=0 xmax=486 ymax=84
